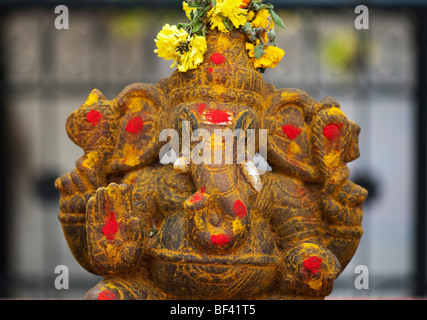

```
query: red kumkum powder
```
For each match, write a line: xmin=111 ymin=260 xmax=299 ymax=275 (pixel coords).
xmin=211 ymin=233 xmax=232 ymax=245
xmin=210 ymin=52 xmax=226 ymax=65
xmin=97 ymin=290 xmax=116 ymax=300
xmin=233 ymin=199 xmax=247 ymax=218
xmin=102 ymin=211 xmax=118 ymax=240
xmin=282 ymin=124 xmax=301 ymax=140
xmin=125 ymin=117 xmax=144 ymax=134
xmin=204 ymin=109 xmax=230 ymax=124
xmin=86 ymin=109 xmax=102 ymax=126
xmin=190 ymin=192 xmax=204 ymax=203
xmin=323 ymin=123 xmax=341 ymax=141
xmin=303 ymin=256 xmax=323 ymax=274
xmin=197 ymin=103 xmax=207 ymax=114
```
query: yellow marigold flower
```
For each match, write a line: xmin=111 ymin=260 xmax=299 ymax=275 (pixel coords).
xmin=154 ymin=24 xmax=187 ymax=66
xmin=246 ymin=40 xmax=258 ymax=56
xmin=246 ymin=41 xmax=285 ymax=69
xmin=208 ymin=0 xmax=247 ymax=33
xmin=251 ymin=8 xmax=274 ymax=30
xmin=255 ymin=46 xmax=284 ymax=69
xmin=182 ymin=1 xmax=194 ymax=20
xmin=247 ymin=10 xmax=255 ymax=22
xmin=154 ymin=24 xmax=207 ymax=72
xmin=177 ymin=34 xmax=207 ymax=72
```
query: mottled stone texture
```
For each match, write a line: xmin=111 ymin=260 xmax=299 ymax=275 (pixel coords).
xmin=55 ymin=30 xmax=367 ymax=300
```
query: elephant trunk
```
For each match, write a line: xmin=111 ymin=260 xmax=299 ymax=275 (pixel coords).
xmin=171 ymin=101 xmax=262 ymax=254
xmin=182 ymin=163 xmax=253 ymax=254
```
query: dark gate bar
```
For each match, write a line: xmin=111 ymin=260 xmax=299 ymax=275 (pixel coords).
xmin=414 ymin=7 xmax=427 ymax=297
xmin=0 ymin=9 xmax=11 ymax=297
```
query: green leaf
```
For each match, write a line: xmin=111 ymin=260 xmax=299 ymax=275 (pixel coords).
xmin=192 ymin=21 xmax=203 ymax=34
xmin=192 ymin=9 xmax=200 ymax=21
xmin=254 ymin=43 xmax=265 ymax=59
xmin=267 ymin=29 xmax=276 ymax=45
xmin=219 ymin=13 xmax=234 ymax=31
xmin=200 ymin=4 xmax=211 ymax=16
xmin=243 ymin=22 xmax=252 ymax=33
xmin=250 ymin=32 xmax=257 ymax=42
xmin=269 ymin=9 xmax=285 ymax=29
xmin=177 ymin=22 xmax=190 ymax=29
xmin=259 ymin=3 xmax=273 ymax=10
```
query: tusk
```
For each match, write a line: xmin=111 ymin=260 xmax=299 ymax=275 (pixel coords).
xmin=242 ymin=160 xmax=263 ymax=192
xmin=173 ymin=156 xmax=190 ymax=173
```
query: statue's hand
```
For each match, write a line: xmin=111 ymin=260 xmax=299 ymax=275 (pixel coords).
xmin=86 ymin=183 xmax=146 ymax=275
xmin=282 ymin=243 xmax=340 ymax=297
xmin=55 ymin=151 xmax=108 ymax=213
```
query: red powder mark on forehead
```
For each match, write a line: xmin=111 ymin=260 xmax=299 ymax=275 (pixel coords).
xmin=208 ymin=67 xmax=213 ymax=73
xmin=211 ymin=233 xmax=232 ymax=245
xmin=233 ymin=199 xmax=247 ymax=218
xmin=303 ymin=256 xmax=323 ymax=274
xmin=97 ymin=290 xmax=116 ymax=300
xmin=200 ymin=186 xmax=206 ymax=193
xmin=86 ymin=110 xmax=102 ymax=126
xmin=102 ymin=211 xmax=118 ymax=240
xmin=282 ymin=124 xmax=301 ymax=140
xmin=197 ymin=103 xmax=207 ymax=115
xmin=190 ymin=192 xmax=204 ymax=203
xmin=204 ymin=109 xmax=230 ymax=124
xmin=210 ymin=53 xmax=226 ymax=65
xmin=323 ymin=123 xmax=341 ymax=141
xmin=125 ymin=117 xmax=144 ymax=134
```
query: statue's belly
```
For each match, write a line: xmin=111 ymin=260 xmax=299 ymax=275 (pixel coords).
xmin=148 ymin=191 xmax=280 ymax=300
xmin=148 ymin=248 xmax=280 ymax=299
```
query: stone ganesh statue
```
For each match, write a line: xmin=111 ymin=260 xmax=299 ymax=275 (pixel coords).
xmin=55 ymin=3 xmax=367 ymax=300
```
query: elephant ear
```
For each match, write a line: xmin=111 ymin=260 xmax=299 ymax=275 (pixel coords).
xmin=105 ymin=83 xmax=167 ymax=175
xmin=66 ymin=88 xmax=120 ymax=155
xmin=264 ymin=88 xmax=321 ymax=183
xmin=65 ymin=83 xmax=167 ymax=180
xmin=310 ymin=97 xmax=358 ymax=183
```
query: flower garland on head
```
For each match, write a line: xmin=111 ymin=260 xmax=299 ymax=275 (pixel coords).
xmin=154 ymin=0 xmax=285 ymax=73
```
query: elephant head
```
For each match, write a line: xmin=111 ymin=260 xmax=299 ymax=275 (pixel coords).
xmin=155 ymin=29 xmax=271 ymax=255
xmin=171 ymin=101 xmax=262 ymax=254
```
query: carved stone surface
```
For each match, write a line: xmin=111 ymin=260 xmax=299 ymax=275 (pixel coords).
xmin=55 ymin=29 xmax=367 ymax=300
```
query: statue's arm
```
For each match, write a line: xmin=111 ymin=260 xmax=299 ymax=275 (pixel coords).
xmin=266 ymin=177 xmax=341 ymax=298
xmin=310 ymin=101 xmax=368 ymax=270
xmin=55 ymin=153 xmax=107 ymax=275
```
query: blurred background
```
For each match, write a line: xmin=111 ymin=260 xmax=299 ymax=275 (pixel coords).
xmin=0 ymin=0 xmax=425 ymax=299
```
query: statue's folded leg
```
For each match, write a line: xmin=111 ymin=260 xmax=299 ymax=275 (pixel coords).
xmin=84 ymin=277 xmax=166 ymax=300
